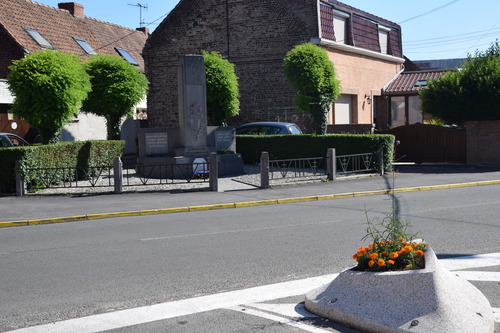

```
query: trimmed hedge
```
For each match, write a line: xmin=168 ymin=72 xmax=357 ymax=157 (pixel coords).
xmin=236 ymin=134 xmax=395 ymax=172
xmin=0 ymin=140 xmax=124 ymax=194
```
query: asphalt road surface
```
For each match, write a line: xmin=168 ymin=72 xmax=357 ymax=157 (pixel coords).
xmin=1 ymin=184 xmax=499 ymax=332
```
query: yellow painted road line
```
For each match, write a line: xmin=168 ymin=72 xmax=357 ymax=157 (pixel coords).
xmin=1 ymin=180 xmax=500 ymax=228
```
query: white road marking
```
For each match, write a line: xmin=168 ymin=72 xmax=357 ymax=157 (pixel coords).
xmin=10 ymin=252 xmax=500 ymax=332
xmin=229 ymin=305 xmax=331 ymax=333
xmin=9 ymin=274 xmax=338 ymax=333
xmin=244 ymin=303 xmax=318 ymax=319
xmin=453 ymin=270 xmax=500 ymax=281
xmin=439 ymin=252 xmax=500 ymax=270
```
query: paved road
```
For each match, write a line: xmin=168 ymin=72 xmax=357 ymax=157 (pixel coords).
xmin=1 ymin=164 xmax=500 ymax=332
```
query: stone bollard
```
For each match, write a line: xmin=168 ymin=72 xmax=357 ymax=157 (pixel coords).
xmin=260 ymin=152 xmax=269 ymax=189
xmin=114 ymin=157 xmax=123 ymax=194
xmin=378 ymin=146 xmax=385 ymax=176
xmin=327 ymin=148 xmax=336 ymax=181
xmin=209 ymin=152 xmax=218 ymax=192
xmin=15 ymin=160 xmax=25 ymax=197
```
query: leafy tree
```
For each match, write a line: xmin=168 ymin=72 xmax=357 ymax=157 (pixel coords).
xmin=420 ymin=40 xmax=500 ymax=125
xmin=7 ymin=50 xmax=91 ymax=143
xmin=283 ymin=43 xmax=341 ymax=134
xmin=202 ymin=51 xmax=240 ymax=126
xmin=82 ymin=54 xmax=149 ymax=140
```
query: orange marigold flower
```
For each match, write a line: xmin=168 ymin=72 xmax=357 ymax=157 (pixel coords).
xmin=402 ymin=241 xmax=409 ymax=246
xmin=387 ymin=240 xmax=394 ymax=244
xmin=368 ymin=253 xmax=378 ymax=259
xmin=390 ymin=252 xmax=399 ymax=259
xmin=382 ymin=251 xmax=388 ymax=256
xmin=364 ymin=247 xmax=372 ymax=252
xmin=416 ymin=250 xmax=425 ymax=257
xmin=387 ymin=260 xmax=395 ymax=265
xmin=368 ymin=260 xmax=375 ymax=267
xmin=369 ymin=243 xmax=375 ymax=248
xmin=377 ymin=259 xmax=386 ymax=266
xmin=398 ymin=238 xmax=404 ymax=242
xmin=397 ymin=250 xmax=403 ymax=255
xmin=352 ymin=253 xmax=359 ymax=260
xmin=404 ymin=246 xmax=414 ymax=252
xmin=357 ymin=249 xmax=367 ymax=256
xmin=380 ymin=241 xmax=386 ymax=244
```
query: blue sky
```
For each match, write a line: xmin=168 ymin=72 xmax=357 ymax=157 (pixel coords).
xmin=36 ymin=0 xmax=499 ymax=61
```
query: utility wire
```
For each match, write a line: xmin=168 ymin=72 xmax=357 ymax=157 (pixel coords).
xmin=397 ymin=0 xmax=461 ymax=25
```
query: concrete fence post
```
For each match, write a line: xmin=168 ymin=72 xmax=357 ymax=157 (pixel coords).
xmin=378 ymin=146 xmax=385 ymax=176
xmin=209 ymin=152 xmax=218 ymax=192
xmin=114 ymin=157 xmax=123 ymax=194
xmin=327 ymin=148 xmax=336 ymax=181
xmin=15 ymin=160 xmax=25 ymax=197
xmin=260 ymin=152 xmax=269 ymax=189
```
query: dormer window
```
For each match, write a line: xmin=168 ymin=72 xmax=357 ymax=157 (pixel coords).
xmin=115 ymin=47 xmax=138 ymax=65
xmin=378 ymin=25 xmax=391 ymax=54
xmin=74 ymin=37 xmax=96 ymax=54
xmin=333 ymin=10 xmax=349 ymax=44
xmin=23 ymin=28 xmax=53 ymax=49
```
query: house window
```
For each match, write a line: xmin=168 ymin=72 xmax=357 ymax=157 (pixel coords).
xmin=378 ymin=25 xmax=390 ymax=54
xmin=333 ymin=10 xmax=349 ymax=44
xmin=408 ymin=96 xmax=423 ymax=124
xmin=23 ymin=28 xmax=53 ymax=49
xmin=115 ymin=47 xmax=138 ymax=65
xmin=74 ymin=38 xmax=96 ymax=54
xmin=334 ymin=95 xmax=352 ymax=124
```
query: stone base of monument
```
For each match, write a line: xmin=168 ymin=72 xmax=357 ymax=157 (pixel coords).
xmin=217 ymin=153 xmax=244 ymax=176
xmin=305 ymin=246 xmax=494 ymax=333
xmin=137 ymin=153 xmax=243 ymax=179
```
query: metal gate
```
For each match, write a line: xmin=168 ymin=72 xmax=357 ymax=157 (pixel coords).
xmin=379 ymin=123 xmax=466 ymax=164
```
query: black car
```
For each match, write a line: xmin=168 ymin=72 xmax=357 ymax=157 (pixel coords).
xmin=0 ymin=133 xmax=30 ymax=147
xmin=236 ymin=122 xmax=302 ymax=135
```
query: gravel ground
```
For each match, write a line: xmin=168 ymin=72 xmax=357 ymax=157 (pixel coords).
xmin=30 ymin=164 xmax=335 ymax=195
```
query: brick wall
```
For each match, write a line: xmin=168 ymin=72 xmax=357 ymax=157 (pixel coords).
xmin=466 ymin=120 xmax=500 ymax=166
xmin=144 ymin=0 xmax=318 ymax=132
xmin=0 ymin=25 xmax=24 ymax=78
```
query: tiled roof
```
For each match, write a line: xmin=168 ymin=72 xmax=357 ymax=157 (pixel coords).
xmin=385 ymin=70 xmax=447 ymax=94
xmin=0 ymin=0 xmax=147 ymax=71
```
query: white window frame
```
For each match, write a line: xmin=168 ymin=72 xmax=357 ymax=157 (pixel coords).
xmin=378 ymin=25 xmax=391 ymax=54
xmin=333 ymin=10 xmax=349 ymax=44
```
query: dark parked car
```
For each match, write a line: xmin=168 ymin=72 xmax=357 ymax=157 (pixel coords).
xmin=0 ymin=133 xmax=30 ymax=147
xmin=235 ymin=122 xmax=302 ymax=135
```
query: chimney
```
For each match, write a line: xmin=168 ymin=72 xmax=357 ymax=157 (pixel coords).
xmin=136 ymin=27 xmax=150 ymax=35
xmin=58 ymin=3 xmax=84 ymax=18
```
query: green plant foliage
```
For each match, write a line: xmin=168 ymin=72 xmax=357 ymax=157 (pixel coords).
xmin=202 ymin=51 xmax=240 ymax=126
xmin=7 ymin=50 xmax=91 ymax=143
xmin=420 ymin=40 xmax=500 ymax=125
xmin=236 ymin=134 xmax=395 ymax=173
xmin=82 ymin=54 xmax=149 ymax=140
xmin=0 ymin=141 xmax=124 ymax=193
xmin=283 ymin=43 xmax=341 ymax=134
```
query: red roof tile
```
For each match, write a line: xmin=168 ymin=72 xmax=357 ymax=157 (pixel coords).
xmin=385 ymin=70 xmax=447 ymax=94
xmin=0 ymin=0 xmax=147 ymax=71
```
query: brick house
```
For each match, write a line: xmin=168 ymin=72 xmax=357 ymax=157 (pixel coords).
xmin=0 ymin=0 xmax=148 ymax=142
xmin=144 ymin=0 xmax=405 ymax=133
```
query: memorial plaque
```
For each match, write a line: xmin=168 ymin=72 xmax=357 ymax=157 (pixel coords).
xmin=215 ymin=130 xmax=235 ymax=151
xmin=145 ymin=132 xmax=168 ymax=155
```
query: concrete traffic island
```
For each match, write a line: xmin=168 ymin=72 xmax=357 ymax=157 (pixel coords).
xmin=305 ymin=247 xmax=494 ymax=332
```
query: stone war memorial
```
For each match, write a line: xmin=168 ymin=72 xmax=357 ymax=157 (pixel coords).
xmin=138 ymin=55 xmax=243 ymax=178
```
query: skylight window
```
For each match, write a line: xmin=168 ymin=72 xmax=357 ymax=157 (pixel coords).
xmin=115 ymin=47 xmax=138 ymax=65
xmin=23 ymin=27 xmax=53 ymax=49
xmin=415 ymin=79 xmax=428 ymax=87
xmin=74 ymin=38 xmax=96 ymax=54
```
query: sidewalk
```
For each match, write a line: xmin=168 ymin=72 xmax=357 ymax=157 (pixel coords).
xmin=1 ymin=164 xmax=500 ymax=226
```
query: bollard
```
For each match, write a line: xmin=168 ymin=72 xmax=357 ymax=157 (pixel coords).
xmin=114 ymin=157 xmax=123 ymax=194
xmin=378 ymin=146 xmax=385 ymax=176
xmin=260 ymin=152 xmax=269 ymax=189
xmin=209 ymin=152 xmax=218 ymax=192
xmin=15 ymin=160 xmax=25 ymax=197
xmin=327 ymin=148 xmax=336 ymax=181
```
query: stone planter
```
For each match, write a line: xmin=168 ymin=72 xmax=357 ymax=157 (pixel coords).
xmin=305 ymin=246 xmax=494 ymax=333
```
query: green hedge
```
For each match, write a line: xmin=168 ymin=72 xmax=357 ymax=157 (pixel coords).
xmin=0 ymin=140 xmax=124 ymax=194
xmin=236 ymin=134 xmax=395 ymax=172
